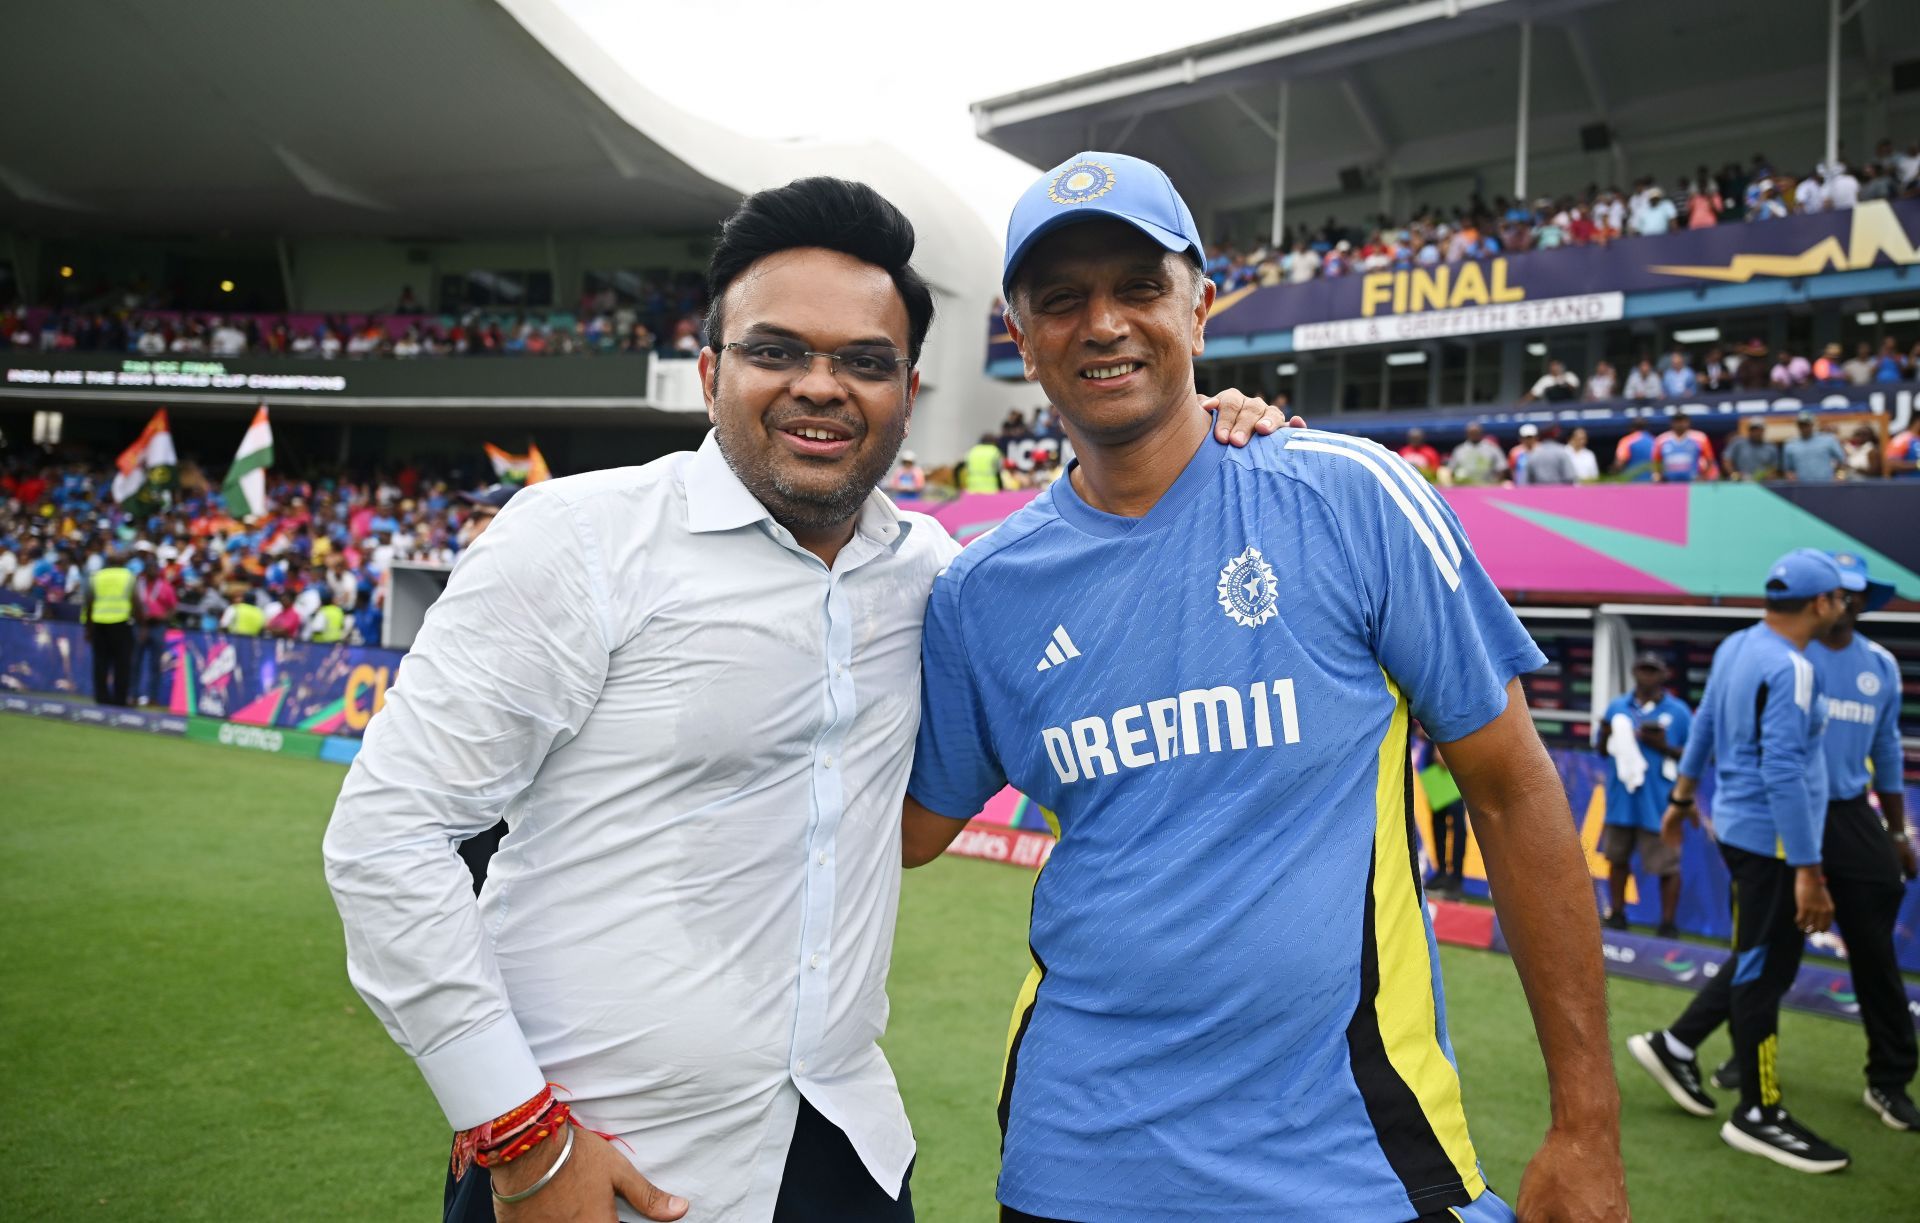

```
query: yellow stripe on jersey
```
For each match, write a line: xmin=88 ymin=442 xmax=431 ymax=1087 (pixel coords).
xmin=998 ymin=805 xmax=1060 ymax=1107
xmin=1371 ymin=674 xmax=1484 ymax=1196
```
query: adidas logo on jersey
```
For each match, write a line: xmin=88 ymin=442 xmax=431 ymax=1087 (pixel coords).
xmin=1035 ymin=625 xmax=1082 ymax=672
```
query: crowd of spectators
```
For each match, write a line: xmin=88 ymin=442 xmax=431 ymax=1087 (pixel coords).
xmin=0 ymin=454 xmax=515 ymax=672
xmin=1201 ymin=140 xmax=1920 ymax=292
xmin=1399 ymin=408 xmax=1916 ymax=488
xmin=1517 ymin=336 xmax=1920 ymax=408
xmin=2 ymin=277 xmax=708 ymax=360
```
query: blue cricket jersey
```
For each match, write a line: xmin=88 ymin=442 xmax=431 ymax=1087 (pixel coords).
xmin=1808 ymin=633 xmax=1903 ymax=800
xmin=1678 ymin=624 xmax=1829 ymax=865
xmin=1594 ymin=691 xmax=1692 ymax=832
xmin=909 ymin=428 xmax=1544 ymax=1220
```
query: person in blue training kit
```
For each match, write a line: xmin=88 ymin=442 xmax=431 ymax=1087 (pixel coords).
xmin=900 ymin=151 xmax=1627 ymax=1223
xmin=1691 ymin=554 xmax=1920 ymax=1131
xmin=1594 ymin=653 xmax=1692 ymax=935
xmin=1626 ymin=549 xmax=1854 ymax=1173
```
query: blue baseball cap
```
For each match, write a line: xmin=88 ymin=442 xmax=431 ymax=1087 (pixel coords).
xmin=1828 ymin=551 xmax=1896 ymax=611
xmin=1765 ymin=548 xmax=1844 ymax=599
xmin=1002 ymin=151 xmax=1205 ymax=296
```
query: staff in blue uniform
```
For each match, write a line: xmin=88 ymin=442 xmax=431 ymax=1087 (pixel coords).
xmin=1626 ymin=549 xmax=1853 ymax=1173
xmin=1594 ymin=653 xmax=1692 ymax=936
xmin=1699 ymin=554 xmax=1919 ymax=1131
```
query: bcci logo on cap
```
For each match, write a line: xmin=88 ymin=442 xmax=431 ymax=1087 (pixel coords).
xmin=1217 ymin=546 xmax=1279 ymax=628
xmin=1048 ymin=160 xmax=1116 ymax=206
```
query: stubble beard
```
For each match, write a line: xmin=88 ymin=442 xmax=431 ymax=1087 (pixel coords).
xmin=714 ymin=405 xmax=909 ymax=533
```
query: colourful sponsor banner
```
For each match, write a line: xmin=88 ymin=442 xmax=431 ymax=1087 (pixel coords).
xmin=987 ymin=200 xmax=1920 ymax=361
xmin=0 ymin=620 xmax=403 ymax=737
xmin=895 ymin=481 xmax=1920 ymax=603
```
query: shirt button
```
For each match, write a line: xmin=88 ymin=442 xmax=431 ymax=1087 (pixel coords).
xmin=809 ymin=954 xmax=821 ymax=969
xmin=796 ymin=1059 xmax=807 ymax=1073
xmin=823 ymin=754 xmax=834 ymax=768
xmin=817 ymin=850 xmax=828 ymax=866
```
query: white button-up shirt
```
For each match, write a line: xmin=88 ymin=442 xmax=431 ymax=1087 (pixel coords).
xmin=324 ymin=432 xmax=957 ymax=1221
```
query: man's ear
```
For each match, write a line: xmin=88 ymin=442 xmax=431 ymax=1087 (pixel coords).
xmin=1191 ymin=272 xmax=1216 ymax=360
xmin=698 ymin=346 xmax=720 ymax=424
xmin=1004 ymin=307 xmax=1040 ymax=384
xmin=903 ymin=368 xmax=921 ymax=434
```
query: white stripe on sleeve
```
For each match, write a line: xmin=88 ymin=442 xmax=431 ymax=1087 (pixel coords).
xmin=1285 ymin=438 xmax=1462 ymax=590
xmin=1294 ymin=429 xmax=1464 ymax=565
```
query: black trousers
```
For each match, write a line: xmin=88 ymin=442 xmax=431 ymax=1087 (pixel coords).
xmin=90 ymin=621 xmax=134 ymax=706
xmin=443 ymin=1094 xmax=912 ymax=1222
xmin=1669 ymin=843 xmax=1804 ymax=1110
xmin=1669 ymin=799 xmax=1916 ymax=1095
xmin=1431 ymin=800 xmax=1468 ymax=877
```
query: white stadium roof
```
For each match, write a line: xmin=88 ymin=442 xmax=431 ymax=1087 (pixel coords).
xmin=973 ymin=0 xmax=1920 ymax=240
xmin=1 ymin=0 xmax=1007 ymax=458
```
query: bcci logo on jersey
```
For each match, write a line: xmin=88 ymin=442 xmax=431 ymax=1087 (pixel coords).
xmin=1217 ymin=546 xmax=1279 ymax=628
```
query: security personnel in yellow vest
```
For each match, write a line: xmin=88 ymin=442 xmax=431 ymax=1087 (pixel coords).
xmin=83 ymin=546 xmax=138 ymax=707
xmin=307 ymin=592 xmax=349 ymax=644
xmin=221 ymin=591 xmax=267 ymax=637
xmin=962 ymin=432 xmax=1006 ymax=493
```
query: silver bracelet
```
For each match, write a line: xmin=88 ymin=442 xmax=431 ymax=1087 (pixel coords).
xmin=491 ymin=1124 xmax=575 ymax=1205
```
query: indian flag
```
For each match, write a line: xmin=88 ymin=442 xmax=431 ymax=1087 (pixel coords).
xmin=222 ymin=404 xmax=275 ymax=519
xmin=486 ymin=442 xmax=553 ymax=485
xmin=111 ymin=409 xmax=178 ymax=503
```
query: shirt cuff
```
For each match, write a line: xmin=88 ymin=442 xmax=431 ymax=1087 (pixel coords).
xmin=414 ymin=1015 xmax=548 ymax=1130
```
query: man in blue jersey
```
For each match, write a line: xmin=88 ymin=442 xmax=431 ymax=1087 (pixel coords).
xmin=1593 ymin=653 xmax=1691 ymax=935
xmin=1687 ymin=554 xmax=1920 ymax=1131
xmin=900 ymin=151 xmax=1626 ymax=1222
xmin=1626 ymin=550 xmax=1855 ymax=1172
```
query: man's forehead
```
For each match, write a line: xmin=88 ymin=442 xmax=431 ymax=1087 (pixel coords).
xmin=727 ymin=247 xmax=908 ymax=343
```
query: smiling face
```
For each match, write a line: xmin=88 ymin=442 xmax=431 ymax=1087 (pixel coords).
xmin=698 ymin=247 xmax=917 ymax=533
xmin=1004 ymin=220 xmax=1212 ymax=447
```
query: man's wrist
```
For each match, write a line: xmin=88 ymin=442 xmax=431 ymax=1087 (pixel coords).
xmin=486 ymin=1126 xmax=567 ymax=1194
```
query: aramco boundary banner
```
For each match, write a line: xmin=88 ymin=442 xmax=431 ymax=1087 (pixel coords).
xmin=0 ymin=621 xmax=400 ymax=737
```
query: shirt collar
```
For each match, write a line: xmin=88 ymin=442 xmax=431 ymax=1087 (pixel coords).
xmin=686 ymin=430 xmax=773 ymax=534
xmin=684 ymin=429 xmax=914 ymax=552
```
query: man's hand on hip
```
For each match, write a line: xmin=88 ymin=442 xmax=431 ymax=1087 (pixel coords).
xmin=491 ymin=1127 xmax=688 ymax=1222
xmin=1514 ymin=1124 xmax=1629 ymax=1222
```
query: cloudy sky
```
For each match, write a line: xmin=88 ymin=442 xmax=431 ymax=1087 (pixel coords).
xmin=556 ymin=0 xmax=1342 ymax=237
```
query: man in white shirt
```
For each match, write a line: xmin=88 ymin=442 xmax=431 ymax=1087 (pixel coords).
xmin=325 ymin=176 xmax=1287 ymax=1222
xmin=1794 ymin=169 xmax=1828 ymax=214
xmin=1825 ymin=162 xmax=1860 ymax=211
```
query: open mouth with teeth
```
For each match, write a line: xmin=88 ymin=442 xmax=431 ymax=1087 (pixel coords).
xmin=775 ymin=421 xmax=858 ymax=458
xmin=1080 ymin=361 xmax=1144 ymax=383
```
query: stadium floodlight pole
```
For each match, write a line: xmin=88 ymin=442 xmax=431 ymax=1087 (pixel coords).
xmin=1826 ymin=0 xmax=1841 ymax=172
xmin=1514 ymin=16 xmax=1532 ymax=201
xmin=1270 ymin=80 xmax=1290 ymax=249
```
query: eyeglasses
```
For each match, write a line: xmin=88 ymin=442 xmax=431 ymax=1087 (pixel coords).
xmin=721 ymin=339 xmax=910 ymax=383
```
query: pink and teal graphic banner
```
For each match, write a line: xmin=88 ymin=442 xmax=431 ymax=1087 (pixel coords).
xmin=905 ymin=482 xmax=1920 ymax=602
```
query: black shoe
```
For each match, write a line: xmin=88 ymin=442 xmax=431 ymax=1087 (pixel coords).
xmin=1443 ymin=874 xmax=1466 ymax=900
xmin=1710 ymin=1058 xmax=1740 ymax=1092
xmin=1604 ymin=910 xmax=1629 ymax=931
xmin=1627 ymin=1031 xmax=1715 ymax=1116
xmin=1720 ymin=1106 xmax=1850 ymax=1173
xmin=1865 ymin=1086 xmax=1920 ymax=1131
xmin=1656 ymin=921 xmax=1679 ymax=939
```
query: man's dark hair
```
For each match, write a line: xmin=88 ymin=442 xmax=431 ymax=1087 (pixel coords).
xmin=704 ymin=177 xmax=935 ymax=364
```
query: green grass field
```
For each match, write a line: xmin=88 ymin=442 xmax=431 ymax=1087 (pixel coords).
xmin=2 ymin=715 xmax=1913 ymax=1220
